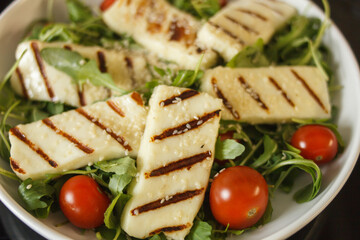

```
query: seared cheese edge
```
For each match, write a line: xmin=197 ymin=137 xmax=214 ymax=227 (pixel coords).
xmin=121 ymin=85 xmax=222 ymax=239
xmin=9 ymin=93 xmax=147 ymax=180
xmin=10 ymin=40 xmax=152 ymax=107
xmin=102 ymin=0 xmax=218 ymax=69
xmin=200 ymin=66 xmax=331 ymax=124
xmin=197 ymin=0 xmax=297 ymax=61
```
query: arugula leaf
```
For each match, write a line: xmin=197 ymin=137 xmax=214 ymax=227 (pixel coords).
xmin=149 ymin=233 xmax=167 ymax=240
xmin=40 ymin=47 xmax=127 ymax=94
xmin=262 ymin=156 xmax=322 ymax=203
xmin=66 ymin=0 xmax=93 ymax=23
xmin=186 ymin=219 xmax=212 ymax=240
xmin=95 ymin=157 xmax=137 ymax=176
xmin=18 ymin=178 xmax=55 ymax=217
xmin=172 ymin=54 xmax=204 ymax=88
xmin=215 ymin=138 xmax=245 ymax=161
xmin=191 ymin=0 xmax=220 ymax=19
xmin=250 ymin=135 xmax=278 ymax=168
xmin=227 ymin=39 xmax=270 ymax=68
xmin=168 ymin=0 xmax=220 ymax=19
xmin=108 ymin=174 xmax=133 ymax=196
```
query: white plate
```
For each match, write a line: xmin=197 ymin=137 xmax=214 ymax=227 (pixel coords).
xmin=0 ymin=0 xmax=360 ymax=240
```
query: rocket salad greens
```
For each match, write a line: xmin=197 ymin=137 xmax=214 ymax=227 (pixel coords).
xmin=0 ymin=0 xmax=344 ymax=239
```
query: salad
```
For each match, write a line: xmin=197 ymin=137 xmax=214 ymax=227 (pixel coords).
xmin=0 ymin=0 xmax=344 ymax=239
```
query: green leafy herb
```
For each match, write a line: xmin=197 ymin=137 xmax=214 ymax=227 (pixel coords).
xmin=168 ymin=0 xmax=220 ymax=19
xmin=191 ymin=0 xmax=220 ymax=19
xmin=172 ymin=54 xmax=204 ymax=87
xmin=227 ymin=39 xmax=270 ymax=68
xmin=250 ymin=135 xmax=278 ymax=168
xmin=66 ymin=0 xmax=93 ymax=23
xmin=186 ymin=219 xmax=212 ymax=240
xmin=18 ymin=178 xmax=55 ymax=218
xmin=215 ymin=138 xmax=245 ymax=161
xmin=95 ymin=157 xmax=137 ymax=176
xmin=40 ymin=47 xmax=127 ymax=94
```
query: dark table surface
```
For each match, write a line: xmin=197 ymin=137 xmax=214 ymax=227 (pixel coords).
xmin=0 ymin=0 xmax=359 ymax=239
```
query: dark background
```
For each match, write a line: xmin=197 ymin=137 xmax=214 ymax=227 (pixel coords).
xmin=0 ymin=0 xmax=359 ymax=239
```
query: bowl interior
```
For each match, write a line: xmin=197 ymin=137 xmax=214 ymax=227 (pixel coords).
xmin=0 ymin=0 xmax=359 ymax=240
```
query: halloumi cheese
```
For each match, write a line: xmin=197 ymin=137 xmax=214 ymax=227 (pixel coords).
xmin=10 ymin=40 xmax=152 ymax=107
xmin=200 ymin=66 xmax=331 ymax=124
xmin=9 ymin=92 xmax=147 ymax=180
xmin=121 ymin=85 xmax=222 ymax=239
xmin=197 ymin=0 xmax=296 ymax=61
xmin=102 ymin=0 xmax=218 ymax=69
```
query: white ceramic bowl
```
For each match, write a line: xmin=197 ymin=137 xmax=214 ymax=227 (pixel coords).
xmin=1 ymin=0 xmax=360 ymax=239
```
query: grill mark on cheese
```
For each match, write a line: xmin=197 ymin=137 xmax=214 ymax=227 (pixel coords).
xmin=208 ymin=21 xmax=245 ymax=45
xmin=10 ymin=157 xmax=26 ymax=174
xmin=136 ymin=0 xmax=149 ymax=17
xmin=63 ymin=45 xmax=72 ymax=50
xmin=97 ymin=51 xmax=107 ymax=73
xmin=236 ymin=8 xmax=268 ymax=22
xmin=291 ymin=69 xmax=328 ymax=113
xmin=255 ymin=1 xmax=284 ymax=16
xmin=151 ymin=110 xmax=220 ymax=142
xmin=169 ymin=19 xmax=196 ymax=47
xmin=145 ymin=151 xmax=212 ymax=178
xmin=130 ymin=92 xmax=144 ymax=106
xmin=42 ymin=118 xmax=94 ymax=154
xmin=77 ymin=84 xmax=86 ymax=106
xmin=149 ymin=223 xmax=192 ymax=236
xmin=31 ymin=42 xmax=55 ymax=100
xmin=160 ymin=89 xmax=199 ymax=107
xmin=15 ymin=68 xmax=29 ymax=99
xmin=131 ymin=188 xmax=204 ymax=216
xmin=124 ymin=56 xmax=136 ymax=86
xmin=224 ymin=15 xmax=259 ymax=35
xmin=268 ymin=77 xmax=295 ymax=107
xmin=238 ymin=76 xmax=269 ymax=112
xmin=75 ymin=108 xmax=132 ymax=151
xmin=211 ymin=78 xmax=240 ymax=119
xmin=107 ymin=100 xmax=125 ymax=117
xmin=10 ymin=127 xmax=58 ymax=168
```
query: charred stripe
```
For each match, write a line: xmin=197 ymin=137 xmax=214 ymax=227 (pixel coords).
xmin=151 ymin=110 xmax=220 ymax=142
xmin=10 ymin=127 xmax=58 ymax=168
xmin=145 ymin=151 xmax=212 ymax=178
xmin=131 ymin=188 xmax=204 ymax=216
xmin=42 ymin=118 xmax=94 ymax=154
xmin=75 ymin=108 xmax=132 ymax=151
xmin=159 ymin=89 xmax=199 ymax=107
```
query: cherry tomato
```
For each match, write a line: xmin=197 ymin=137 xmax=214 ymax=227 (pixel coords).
xmin=100 ymin=0 xmax=116 ymax=11
xmin=291 ymin=124 xmax=338 ymax=165
xmin=219 ymin=131 xmax=235 ymax=141
xmin=210 ymin=166 xmax=268 ymax=229
xmin=59 ymin=175 xmax=110 ymax=229
xmin=219 ymin=0 xmax=228 ymax=8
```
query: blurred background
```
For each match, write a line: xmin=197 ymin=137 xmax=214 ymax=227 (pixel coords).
xmin=0 ymin=0 xmax=359 ymax=239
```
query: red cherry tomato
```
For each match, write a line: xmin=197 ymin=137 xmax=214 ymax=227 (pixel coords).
xmin=219 ymin=0 xmax=228 ymax=8
xmin=291 ymin=124 xmax=338 ymax=165
xmin=100 ymin=0 xmax=116 ymax=11
xmin=219 ymin=131 xmax=235 ymax=141
xmin=210 ymin=166 xmax=268 ymax=229
xmin=59 ymin=175 xmax=110 ymax=229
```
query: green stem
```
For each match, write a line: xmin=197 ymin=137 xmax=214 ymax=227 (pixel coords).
xmin=0 ymin=167 xmax=21 ymax=182
xmin=239 ymin=138 xmax=263 ymax=166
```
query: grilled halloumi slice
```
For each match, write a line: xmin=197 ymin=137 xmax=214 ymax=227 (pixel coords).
xmin=200 ymin=66 xmax=331 ymax=124
xmin=197 ymin=0 xmax=296 ymax=61
xmin=10 ymin=40 xmax=152 ymax=107
xmin=102 ymin=0 xmax=218 ymax=69
xmin=9 ymin=92 xmax=147 ymax=180
xmin=121 ymin=85 xmax=222 ymax=239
